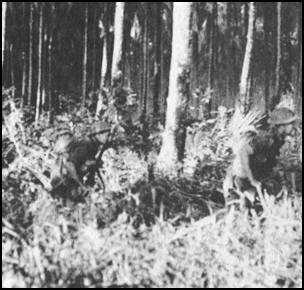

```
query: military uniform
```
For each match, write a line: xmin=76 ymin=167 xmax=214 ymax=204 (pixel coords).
xmin=51 ymin=121 xmax=112 ymax=194
xmin=231 ymin=130 xmax=284 ymax=193
xmin=224 ymin=107 xmax=298 ymax=201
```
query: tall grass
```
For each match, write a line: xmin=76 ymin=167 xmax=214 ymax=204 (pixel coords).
xmin=2 ymin=93 xmax=302 ymax=288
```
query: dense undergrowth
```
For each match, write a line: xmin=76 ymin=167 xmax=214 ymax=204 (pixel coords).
xmin=2 ymin=89 xmax=302 ymax=288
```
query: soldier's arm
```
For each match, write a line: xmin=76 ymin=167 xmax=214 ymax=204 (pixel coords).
xmin=242 ymin=147 xmax=259 ymax=184
xmin=233 ymin=141 xmax=258 ymax=185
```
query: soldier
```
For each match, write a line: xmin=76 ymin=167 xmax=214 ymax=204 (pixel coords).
xmin=223 ymin=107 xmax=298 ymax=204
xmin=51 ymin=121 xmax=113 ymax=196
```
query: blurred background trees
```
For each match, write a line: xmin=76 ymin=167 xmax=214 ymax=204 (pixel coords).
xmin=2 ymin=2 xmax=302 ymax=121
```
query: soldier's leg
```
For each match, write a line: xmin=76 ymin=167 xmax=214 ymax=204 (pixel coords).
xmin=223 ymin=167 xmax=235 ymax=201
xmin=234 ymin=176 xmax=256 ymax=205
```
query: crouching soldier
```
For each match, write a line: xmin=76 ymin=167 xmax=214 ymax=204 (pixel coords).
xmin=223 ymin=107 xmax=298 ymax=206
xmin=50 ymin=121 xmax=113 ymax=199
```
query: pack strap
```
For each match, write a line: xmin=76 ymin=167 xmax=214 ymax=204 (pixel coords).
xmin=88 ymin=128 xmax=111 ymax=137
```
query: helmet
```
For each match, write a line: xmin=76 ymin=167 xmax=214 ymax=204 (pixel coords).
xmin=56 ymin=125 xmax=73 ymax=138
xmin=268 ymin=107 xmax=298 ymax=125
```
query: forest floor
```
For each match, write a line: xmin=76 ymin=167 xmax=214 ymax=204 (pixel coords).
xmin=2 ymin=91 xmax=302 ymax=288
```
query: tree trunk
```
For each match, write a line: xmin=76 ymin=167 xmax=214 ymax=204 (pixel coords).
xmin=153 ymin=2 xmax=162 ymax=117
xmin=242 ymin=3 xmax=249 ymax=49
xmin=160 ymin=11 xmax=165 ymax=117
xmin=192 ymin=3 xmax=199 ymax=87
xmin=231 ymin=3 xmax=238 ymax=99
xmin=272 ymin=2 xmax=282 ymax=110
xmin=21 ymin=2 xmax=27 ymax=107
xmin=48 ymin=34 xmax=53 ymax=124
xmin=28 ymin=3 xmax=33 ymax=106
xmin=207 ymin=2 xmax=217 ymax=117
xmin=157 ymin=2 xmax=193 ymax=175
xmin=2 ymin=2 xmax=7 ymax=69
xmin=111 ymin=2 xmax=125 ymax=82
xmin=142 ymin=2 xmax=149 ymax=119
xmin=82 ymin=4 xmax=88 ymax=106
xmin=42 ymin=19 xmax=47 ymax=111
xmin=239 ymin=2 xmax=255 ymax=114
xmin=296 ymin=3 xmax=302 ymax=112
xmin=96 ymin=38 xmax=107 ymax=120
xmin=281 ymin=4 xmax=293 ymax=95
xmin=100 ymin=4 xmax=109 ymax=89
xmin=297 ymin=39 xmax=302 ymax=114
xmin=263 ymin=3 xmax=271 ymax=112
xmin=192 ymin=3 xmax=200 ymax=118
xmin=48 ymin=8 xmax=54 ymax=125
xmin=92 ymin=7 xmax=97 ymax=91
xmin=100 ymin=39 xmax=108 ymax=88
xmin=35 ymin=4 xmax=44 ymax=126
xmin=96 ymin=5 xmax=109 ymax=119
xmin=9 ymin=44 xmax=15 ymax=93
xmin=21 ymin=50 xmax=27 ymax=106
xmin=225 ymin=2 xmax=232 ymax=103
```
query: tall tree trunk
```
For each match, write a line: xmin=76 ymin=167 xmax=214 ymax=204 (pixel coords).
xmin=157 ymin=2 xmax=193 ymax=175
xmin=42 ymin=19 xmax=47 ymax=111
xmin=207 ymin=2 xmax=217 ymax=117
xmin=281 ymin=3 xmax=292 ymax=95
xmin=48 ymin=4 xmax=54 ymax=124
xmin=21 ymin=2 xmax=27 ymax=107
xmin=9 ymin=44 xmax=15 ymax=91
xmin=35 ymin=4 xmax=44 ymax=126
xmin=92 ymin=7 xmax=97 ymax=91
xmin=239 ymin=2 xmax=255 ymax=114
xmin=100 ymin=39 xmax=108 ymax=88
xmin=2 ymin=2 xmax=7 ymax=71
xmin=192 ymin=3 xmax=199 ymax=118
xmin=272 ymin=2 xmax=282 ymax=110
xmin=111 ymin=2 xmax=125 ymax=82
xmin=192 ymin=3 xmax=199 ymax=87
xmin=231 ymin=3 xmax=238 ymax=99
xmin=82 ymin=4 xmax=88 ymax=106
xmin=160 ymin=10 xmax=165 ymax=117
xmin=21 ymin=50 xmax=27 ymax=105
xmin=96 ymin=4 xmax=109 ymax=119
xmin=100 ymin=4 xmax=109 ymax=89
xmin=225 ymin=2 xmax=232 ymax=103
xmin=141 ymin=2 xmax=150 ymax=158
xmin=2 ymin=2 xmax=7 ymax=69
xmin=142 ymin=2 xmax=149 ymax=120
xmin=242 ymin=3 xmax=249 ymax=49
xmin=297 ymin=39 xmax=302 ymax=113
xmin=48 ymin=34 xmax=53 ymax=125
xmin=263 ymin=3 xmax=272 ymax=112
xmin=96 ymin=38 xmax=107 ymax=119
xmin=28 ymin=3 xmax=33 ymax=105
xmin=296 ymin=3 xmax=302 ymax=112
xmin=153 ymin=2 xmax=162 ymax=117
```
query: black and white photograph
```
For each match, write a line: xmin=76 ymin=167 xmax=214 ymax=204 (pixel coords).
xmin=2 ymin=2 xmax=302 ymax=288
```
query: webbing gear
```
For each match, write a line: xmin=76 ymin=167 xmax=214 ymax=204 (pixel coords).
xmin=88 ymin=121 xmax=111 ymax=137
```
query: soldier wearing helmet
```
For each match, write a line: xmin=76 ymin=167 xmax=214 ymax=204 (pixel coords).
xmin=51 ymin=121 xmax=113 ymax=196
xmin=223 ymin=107 xmax=298 ymax=203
